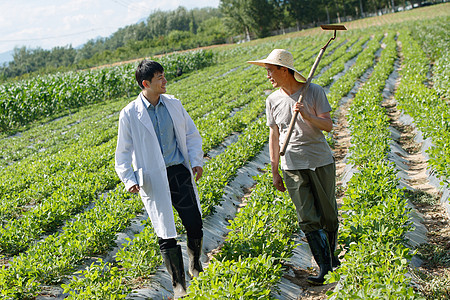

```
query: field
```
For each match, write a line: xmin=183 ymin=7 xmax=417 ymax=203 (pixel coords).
xmin=1 ymin=3 xmax=449 ymax=299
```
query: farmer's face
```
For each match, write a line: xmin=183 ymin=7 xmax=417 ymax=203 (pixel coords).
xmin=265 ymin=64 xmax=285 ymax=88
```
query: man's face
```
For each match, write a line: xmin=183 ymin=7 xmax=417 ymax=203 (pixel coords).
xmin=144 ymin=71 xmax=167 ymax=94
xmin=265 ymin=64 xmax=284 ymax=88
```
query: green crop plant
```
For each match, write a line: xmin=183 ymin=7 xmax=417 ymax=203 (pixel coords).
xmin=327 ymin=30 xmax=423 ymax=299
xmin=62 ymin=259 xmax=130 ymax=300
xmin=186 ymin=255 xmax=283 ymax=299
xmin=0 ymin=50 xmax=215 ymax=132
xmin=395 ymin=28 xmax=450 ymax=186
xmin=0 ymin=14 xmax=447 ymax=298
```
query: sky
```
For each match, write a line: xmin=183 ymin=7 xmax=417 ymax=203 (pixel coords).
xmin=0 ymin=0 xmax=220 ymax=56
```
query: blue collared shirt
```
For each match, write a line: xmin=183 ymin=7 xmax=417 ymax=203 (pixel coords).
xmin=140 ymin=94 xmax=184 ymax=167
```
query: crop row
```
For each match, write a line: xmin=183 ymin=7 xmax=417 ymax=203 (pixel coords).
xmin=0 ymin=109 xmax=124 ymax=223
xmin=0 ymin=57 xmax=275 ymax=255
xmin=0 ymin=98 xmax=126 ymax=168
xmin=0 ymin=29 xmax=378 ymax=298
xmin=410 ymin=16 xmax=449 ymax=101
xmin=0 ymin=40 xmax=304 ymax=252
xmin=43 ymin=24 xmax=444 ymax=300
xmin=0 ymin=140 xmax=120 ymax=255
xmin=186 ymin=169 xmax=298 ymax=299
xmin=293 ymin=33 xmax=346 ymax=76
xmin=395 ymin=26 xmax=450 ymax=186
xmin=0 ymin=36 xmax=315 ymax=257
xmin=185 ymin=29 xmax=387 ymax=298
xmin=327 ymin=31 xmax=422 ymax=299
xmin=51 ymin=33 xmax=368 ymax=298
xmin=0 ymin=108 xmax=274 ymax=299
xmin=59 ymin=117 xmax=271 ymax=299
xmin=0 ymin=50 xmax=215 ymax=132
xmin=0 ymin=115 xmax=266 ymax=298
xmin=314 ymin=33 xmax=370 ymax=88
xmin=0 ymin=185 xmax=142 ymax=298
xmin=0 ymin=31 xmax=344 ymax=169
xmin=327 ymin=33 xmax=384 ymax=116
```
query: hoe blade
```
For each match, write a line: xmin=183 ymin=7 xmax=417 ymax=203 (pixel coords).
xmin=321 ymin=25 xmax=347 ymax=31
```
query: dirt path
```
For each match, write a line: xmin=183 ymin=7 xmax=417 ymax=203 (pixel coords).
xmin=382 ymin=95 xmax=450 ymax=298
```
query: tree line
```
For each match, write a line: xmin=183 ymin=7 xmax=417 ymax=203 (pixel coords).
xmin=0 ymin=7 xmax=226 ymax=81
xmin=0 ymin=0 xmax=440 ymax=81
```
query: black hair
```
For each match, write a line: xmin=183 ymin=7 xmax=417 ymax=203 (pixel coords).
xmin=135 ymin=60 xmax=164 ymax=89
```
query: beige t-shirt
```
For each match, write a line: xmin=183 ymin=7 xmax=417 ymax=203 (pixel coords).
xmin=266 ymin=83 xmax=334 ymax=170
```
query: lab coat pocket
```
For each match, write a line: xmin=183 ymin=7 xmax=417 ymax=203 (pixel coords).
xmin=138 ymin=165 xmax=168 ymax=200
xmin=137 ymin=170 xmax=153 ymax=198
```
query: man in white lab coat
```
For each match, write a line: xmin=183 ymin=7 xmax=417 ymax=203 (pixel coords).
xmin=115 ymin=60 xmax=204 ymax=298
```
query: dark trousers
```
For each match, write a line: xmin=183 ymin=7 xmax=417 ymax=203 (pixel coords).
xmin=158 ymin=164 xmax=203 ymax=251
xmin=283 ymin=162 xmax=338 ymax=234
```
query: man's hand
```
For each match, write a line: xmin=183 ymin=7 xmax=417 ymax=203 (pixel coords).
xmin=128 ymin=184 xmax=140 ymax=193
xmin=293 ymin=102 xmax=311 ymax=121
xmin=272 ymin=172 xmax=286 ymax=192
xmin=192 ymin=166 xmax=203 ymax=181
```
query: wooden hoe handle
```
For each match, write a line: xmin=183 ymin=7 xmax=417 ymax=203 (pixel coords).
xmin=279 ymin=25 xmax=346 ymax=156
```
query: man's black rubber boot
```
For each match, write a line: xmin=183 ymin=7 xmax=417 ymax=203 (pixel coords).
xmin=326 ymin=229 xmax=341 ymax=269
xmin=161 ymin=245 xmax=187 ymax=299
xmin=305 ymin=229 xmax=333 ymax=286
xmin=187 ymin=237 xmax=203 ymax=278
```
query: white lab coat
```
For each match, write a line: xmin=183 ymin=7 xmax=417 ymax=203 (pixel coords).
xmin=115 ymin=93 xmax=203 ymax=239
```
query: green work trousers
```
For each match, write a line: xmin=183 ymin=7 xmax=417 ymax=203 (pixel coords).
xmin=283 ymin=162 xmax=338 ymax=234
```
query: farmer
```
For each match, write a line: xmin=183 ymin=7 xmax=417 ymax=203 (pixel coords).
xmin=248 ymin=49 xmax=339 ymax=285
xmin=115 ymin=59 xmax=204 ymax=298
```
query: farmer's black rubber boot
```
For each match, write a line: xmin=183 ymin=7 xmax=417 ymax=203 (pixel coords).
xmin=305 ymin=229 xmax=333 ymax=286
xmin=161 ymin=245 xmax=187 ymax=298
xmin=326 ymin=229 xmax=341 ymax=269
xmin=187 ymin=237 xmax=203 ymax=278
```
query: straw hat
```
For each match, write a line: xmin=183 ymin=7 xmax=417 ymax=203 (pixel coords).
xmin=247 ymin=49 xmax=306 ymax=82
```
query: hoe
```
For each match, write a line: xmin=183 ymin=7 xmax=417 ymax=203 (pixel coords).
xmin=280 ymin=24 xmax=347 ymax=156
